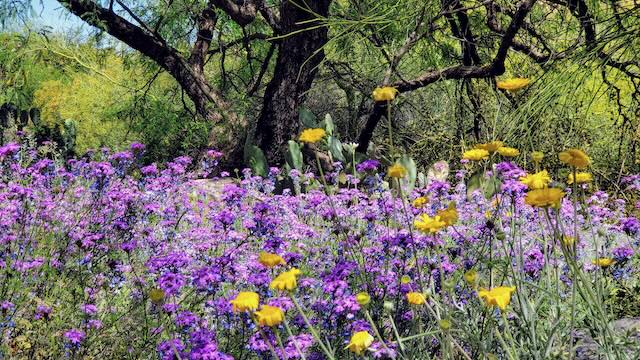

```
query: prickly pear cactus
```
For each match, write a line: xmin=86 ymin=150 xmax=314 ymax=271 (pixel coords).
xmin=29 ymin=108 xmax=40 ymax=126
xmin=0 ymin=103 xmax=19 ymax=145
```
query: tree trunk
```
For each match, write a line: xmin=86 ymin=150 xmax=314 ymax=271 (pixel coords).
xmin=254 ymin=0 xmax=332 ymax=165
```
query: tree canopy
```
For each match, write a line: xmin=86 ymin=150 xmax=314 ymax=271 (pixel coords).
xmin=1 ymin=0 xmax=639 ymax=177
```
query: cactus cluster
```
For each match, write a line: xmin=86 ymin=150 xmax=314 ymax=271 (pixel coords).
xmin=0 ymin=102 xmax=77 ymax=157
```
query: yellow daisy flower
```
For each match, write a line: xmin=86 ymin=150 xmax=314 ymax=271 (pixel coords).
xmin=524 ymin=188 xmax=565 ymax=208
xmin=463 ymin=149 xmax=490 ymax=161
xmin=270 ymin=268 xmax=302 ymax=291
xmin=567 ymin=172 xmax=593 ymax=185
xmin=475 ymin=141 xmax=504 ymax=153
xmin=478 ymin=286 xmax=516 ymax=311
xmin=372 ymin=87 xmax=398 ymax=102
xmin=593 ymin=258 xmax=615 ymax=268
xmin=258 ymin=252 xmax=286 ymax=268
xmin=519 ymin=170 xmax=551 ymax=190
xmin=387 ymin=163 xmax=407 ymax=178
xmin=497 ymin=147 xmax=520 ymax=157
xmin=299 ymin=128 xmax=326 ymax=144
xmin=345 ymin=331 xmax=374 ymax=355
xmin=230 ymin=291 xmax=260 ymax=313
xmin=406 ymin=292 xmax=427 ymax=305
xmin=496 ymin=78 xmax=530 ymax=92
xmin=558 ymin=149 xmax=591 ymax=169
xmin=254 ymin=305 xmax=285 ymax=326
xmin=414 ymin=214 xmax=447 ymax=234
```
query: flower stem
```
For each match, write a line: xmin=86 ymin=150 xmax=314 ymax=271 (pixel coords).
xmin=289 ymin=293 xmax=335 ymax=360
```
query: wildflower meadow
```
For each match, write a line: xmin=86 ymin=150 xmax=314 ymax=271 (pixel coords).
xmin=2 ymin=129 xmax=640 ymax=359
xmin=2 ymin=1 xmax=640 ymax=359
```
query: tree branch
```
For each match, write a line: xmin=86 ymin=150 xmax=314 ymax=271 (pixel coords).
xmin=356 ymin=0 xmax=538 ymax=153
xmin=382 ymin=4 xmax=435 ymax=84
xmin=207 ymin=33 xmax=271 ymax=55
xmin=546 ymin=0 xmax=639 ymax=78
xmin=256 ymin=0 xmax=280 ymax=31
xmin=485 ymin=2 xmax=555 ymax=64
xmin=211 ymin=0 xmax=257 ymax=26
xmin=58 ymin=0 xmax=233 ymax=121
xmin=189 ymin=6 xmax=217 ymax=73
xmin=443 ymin=0 xmax=482 ymax=66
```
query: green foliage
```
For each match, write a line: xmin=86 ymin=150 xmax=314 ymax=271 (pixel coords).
xmin=327 ymin=136 xmax=345 ymax=163
xmin=285 ymin=140 xmax=304 ymax=171
xmin=398 ymin=153 xmax=417 ymax=192
xmin=1 ymin=1 xmax=639 ymax=182
xmin=299 ymin=107 xmax=319 ymax=129
xmin=0 ymin=32 xmax=214 ymax=161
xmin=245 ymin=145 xmax=268 ymax=177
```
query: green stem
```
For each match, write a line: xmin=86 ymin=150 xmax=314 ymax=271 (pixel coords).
xmin=364 ymin=309 xmax=393 ymax=354
xmin=283 ymin=318 xmax=307 ymax=360
xmin=257 ymin=324 xmax=281 ymax=360
xmin=387 ymin=100 xmax=394 ymax=156
xmin=290 ymin=293 xmax=335 ymax=360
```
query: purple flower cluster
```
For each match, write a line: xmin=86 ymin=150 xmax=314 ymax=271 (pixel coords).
xmin=0 ymin=141 xmax=638 ymax=358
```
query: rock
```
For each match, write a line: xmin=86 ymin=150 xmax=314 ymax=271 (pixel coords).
xmin=189 ymin=178 xmax=237 ymax=200
xmin=575 ymin=318 xmax=640 ymax=359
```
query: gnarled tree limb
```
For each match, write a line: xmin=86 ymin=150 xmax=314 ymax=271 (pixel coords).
xmin=356 ymin=0 xmax=538 ymax=153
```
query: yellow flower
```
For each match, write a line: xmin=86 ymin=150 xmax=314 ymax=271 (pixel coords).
xmin=345 ymin=331 xmax=374 ymax=355
xmin=436 ymin=202 xmax=458 ymax=226
xmin=414 ymin=214 xmax=447 ymax=234
xmin=406 ymin=292 xmax=427 ymax=305
xmin=567 ymin=172 xmax=593 ymax=185
xmin=476 ymin=141 xmax=504 ymax=153
xmin=478 ymin=286 xmax=516 ymax=311
xmin=355 ymin=292 xmax=371 ymax=306
xmin=230 ymin=291 xmax=260 ymax=313
xmin=464 ymin=269 xmax=478 ymax=285
xmin=270 ymin=268 xmax=302 ymax=291
xmin=387 ymin=163 xmax=407 ymax=178
xmin=593 ymin=258 xmax=615 ymax=268
xmin=412 ymin=196 xmax=428 ymax=208
xmin=558 ymin=149 xmax=591 ymax=169
xmin=254 ymin=305 xmax=285 ymax=326
xmin=496 ymin=78 xmax=530 ymax=92
xmin=259 ymin=252 xmax=286 ymax=268
xmin=400 ymin=275 xmax=412 ymax=284
xmin=519 ymin=170 xmax=552 ymax=190
xmin=463 ymin=149 xmax=490 ymax=161
xmin=524 ymin=188 xmax=565 ymax=208
xmin=149 ymin=288 xmax=165 ymax=304
xmin=372 ymin=86 xmax=398 ymax=102
xmin=531 ymin=151 xmax=544 ymax=164
xmin=497 ymin=147 xmax=520 ymax=157
xmin=299 ymin=128 xmax=326 ymax=144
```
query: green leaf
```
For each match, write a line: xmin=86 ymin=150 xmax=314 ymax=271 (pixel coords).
xmin=483 ymin=176 xmax=501 ymax=199
xmin=285 ymin=140 xmax=304 ymax=171
xmin=299 ymin=107 xmax=318 ymax=128
xmin=466 ymin=170 xmax=501 ymax=199
xmin=417 ymin=172 xmax=426 ymax=188
xmin=398 ymin=154 xmax=417 ymax=192
xmin=466 ymin=171 xmax=482 ymax=198
xmin=244 ymin=145 xmax=268 ymax=177
xmin=328 ymin=136 xmax=346 ymax=162
xmin=319 ymin=114 xmax=334 ymax=136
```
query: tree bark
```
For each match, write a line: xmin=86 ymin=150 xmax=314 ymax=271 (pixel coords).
xmin=254 ymin=0 xmax=332 ymax=165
